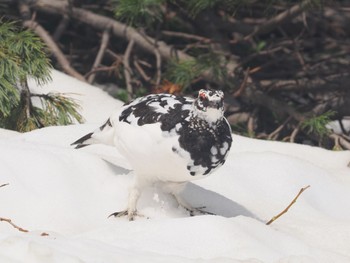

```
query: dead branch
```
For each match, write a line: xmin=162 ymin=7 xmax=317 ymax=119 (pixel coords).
xmin=266 ymin=185 xmax=310 ymax=225
xmin=134 ymin=60 xmax=151 ymax=82
xmin=161 ymin=30 xmax=211 ymax=43
xmin=53 ymin=14 xmax=69 ymax=41
xmin=88 ymin=27 xmax=111 ymax=83
xmin=233 ymin=67 xmax=250 ymax=98
xmin=0 ymin=217 xmax=29 ymax=233
xmin=24 ymin=20 xmax=86 ymax=82
xmin=268 ymin=116 xmax=292 ymax=140
xmin=19 ymin=1 xmax=85 ymax=82
xmin=154 ymin=47 xmax=162 ymax=89
xmin=244 ymin=88 xmax=307 ymax=123
xmin=244 ymin=0 xmax=312 ymax=40
xmin=247 ymin=108 xmax=258 ymax=137
xmin=29 ymin=0 xmax=239 ymax=80
xmin=123 ymin=40 xmax=135 ymax=100
xmin=30 ymin=0 xmax=191 ymax=61
xmin=329 ymin=133 xmax=350 ymax=150
xmin=290 ymin=123 xmax=301 ymax=143
xmin=84 ymin=65 xmax=119 ymax=79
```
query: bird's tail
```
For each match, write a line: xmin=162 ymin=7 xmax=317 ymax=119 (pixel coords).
xmin=71 ymin=118 xmax=114 ymax=149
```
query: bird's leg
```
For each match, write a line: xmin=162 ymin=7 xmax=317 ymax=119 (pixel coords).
xmin=109 ymin=177 xmax=143 ymax=221
xmin=163 ymin=182 xmax=214 ymax=216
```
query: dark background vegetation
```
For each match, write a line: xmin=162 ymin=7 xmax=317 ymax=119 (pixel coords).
xmin=1 ymin=0 xmax=350 ymax=150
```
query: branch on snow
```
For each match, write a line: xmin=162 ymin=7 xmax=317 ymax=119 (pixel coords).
xmin=0 ymin=217 xmax=29 ymax=233
xmin=266 ymin=185 xmax=310 ymax=225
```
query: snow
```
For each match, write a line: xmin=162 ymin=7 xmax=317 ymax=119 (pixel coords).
xmin=1 ymin=70 xmax=350 ymax=262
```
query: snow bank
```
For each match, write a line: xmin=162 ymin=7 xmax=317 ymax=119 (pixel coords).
xmin=1 ymin=70 xmax=350 ymax=262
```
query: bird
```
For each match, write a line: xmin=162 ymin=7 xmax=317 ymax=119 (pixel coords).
xmin=72 ymin=89 xmax=232 ymax=220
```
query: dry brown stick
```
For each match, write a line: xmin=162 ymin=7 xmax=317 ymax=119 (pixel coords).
xmin=30 ymin=0 xmax=191 ymax=61
xmin=268 ymin=116 xmax=292 ymax=140
xmin=233 ymin=67 xmax=250 ymax=98
xmin=24 ymin=20 xmax=86 ymax=82
xmin=154 ymin=47 xmax=162 ymax=89
xmin=84 ymin=65 xmax=119 ymax=79
xmin=29 ymin=0 xmax=239 ymax=79
xmin=247 ymin=108 xmax=258 ymax=137
xmin=161 ymin=30 xmax=211 ymax=42
xmin=18 ymin=1 xmax=86 ymax=82
xmin=329 ymin=134 xmax=350 ymax=150
xmin=244 ymin=0 xmax=312 ymax=40
xmin=245 ymin=88 xmax=307 ymax=123
xmin=0 ymin=183 xmax=9 ymax=188
xmin=53 ymin=14 xmax=69 ymax=41
xmin=290 ymin=123 xmax=301 ymax=143
xmin=0 ymin=217 xmax=29 ymax=233
xmin=266 ymin=185 xmax=310 ymax=225
xmin=88 ymin=27 xmax=111 ymax=83
xmin=134 ymin=60 xmax=151 ymax=82
xmin=123 ymin=40 xmax=135 ymax=100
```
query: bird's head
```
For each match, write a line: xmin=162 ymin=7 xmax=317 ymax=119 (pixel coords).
xmin=193 ymin=89 xmax=225 ymax=123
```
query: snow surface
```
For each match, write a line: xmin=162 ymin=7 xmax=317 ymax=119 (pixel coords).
xmin=1 ymin=70 xmax=350 ymax=262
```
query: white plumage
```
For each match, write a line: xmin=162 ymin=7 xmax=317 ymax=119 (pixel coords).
xmin=72 ymin=89 xmax=232 ymax=220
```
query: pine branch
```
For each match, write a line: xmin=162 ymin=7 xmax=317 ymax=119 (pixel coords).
xmin=266 ymin=185 xmax=311 ymax=225
xmin=31 ymin=92 xmax=84 ymax=126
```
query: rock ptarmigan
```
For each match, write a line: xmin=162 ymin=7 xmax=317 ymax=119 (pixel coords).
xmin=72 ymin=89 xmax=232 ymax=220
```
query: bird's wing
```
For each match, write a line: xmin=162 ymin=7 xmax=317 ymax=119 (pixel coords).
xmin=118 ymin=93 xmax=193 ymax=128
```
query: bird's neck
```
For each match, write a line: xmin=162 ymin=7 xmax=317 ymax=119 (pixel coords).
xmin=192 ymin=106 xmax=224 ymax=125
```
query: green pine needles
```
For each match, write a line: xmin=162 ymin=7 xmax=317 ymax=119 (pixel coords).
xmin=301 ymin=110 xmax=335 ymax=138
xmin=115 ymin=0 xmax=165 ymax=27
xmin=165 ymin=53 xmax=226 ymax=89
xmin=0 ymin=21 xmax=83 ymax=132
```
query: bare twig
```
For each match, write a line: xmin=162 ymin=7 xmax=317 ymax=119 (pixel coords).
xmin=88 ymin=27 xmax=111 ymax=83
xmin=53 ymin=14 xmax=69 ymax=41
xmin=123 ymin=40 xmax=135 ymax=100
xmin=161 ymin=30 xmax=211 ymax=43
xmin=268 ymin=116 xmax=292 ymax=140
xmin=19 ymin=0 xmax=85 ymax=82
xmin=154 ymin=47 xmax=162 ymax=89
xmin=233 ymin=67 xmax=250 ymax=98
xmin=266 ymin=185 xmax=310 ymax=225
xmin=244 ymin=0 xmax=312 ymax=40
xmin=329 ymin=133 xmax=350 ymax=150
xmin=84 ymin=65 xmax=119 ymax=79
xmin=0 ymin=217 xmax=29 ymax=233
xmin=247 ymin=108 xmax=258 ymax=137
xmin=290 ymin=123 xmax=301 ymax=143
xmin=134 ymin=60 xmax=151 ymax=82
xmin=24 ymin=20 xmax=86 ymax=82
xmin=29 ymin=0 xmax=239 ymax=79
xmin=0 ymin=183 xmax=9 ymax=188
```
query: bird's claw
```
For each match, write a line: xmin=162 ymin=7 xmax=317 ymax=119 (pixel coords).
xmin=185 ymin=206 xmax=215 ymax=216
xmin=108 ymin=210 xmax=138 ymax=221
